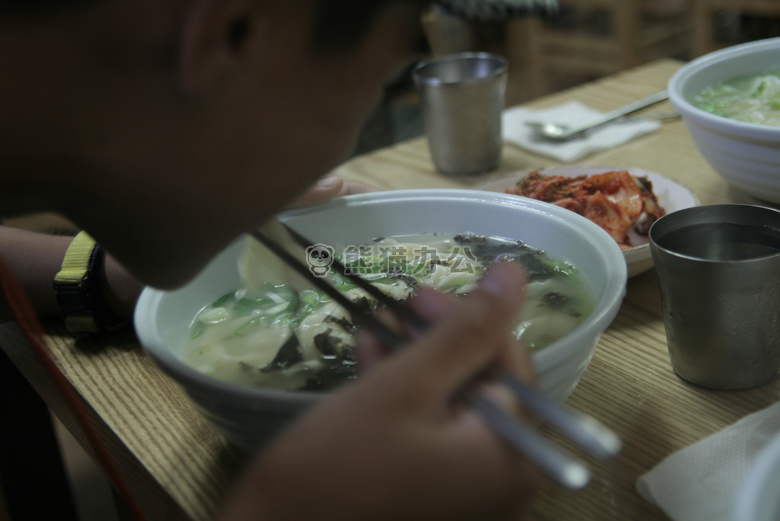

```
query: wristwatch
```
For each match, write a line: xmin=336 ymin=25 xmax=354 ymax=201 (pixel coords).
xmin=53 ymin=231 xmax=128 ymax=333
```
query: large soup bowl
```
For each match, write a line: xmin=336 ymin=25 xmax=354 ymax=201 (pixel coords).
xmin=135 ymin=189 xmax=627 ymax=452
xmin=669 ymin=37 xmax=780 ymax=204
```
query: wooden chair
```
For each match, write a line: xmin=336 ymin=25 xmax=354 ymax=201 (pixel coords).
xmin=507 ymin=0 xmax=693 ymax=98
xmin=692 ymin=0 xmax=780 ymax=57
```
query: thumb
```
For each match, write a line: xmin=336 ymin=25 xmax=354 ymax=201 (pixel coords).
xmin=289 ymin=176 xmax=345 ymax=208
xmin=289 ymin=176 xmax=379 ymax=208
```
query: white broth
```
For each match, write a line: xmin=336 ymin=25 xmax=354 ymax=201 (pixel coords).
xmin=694 ymin=69 xmax=780 ymax=126
xmin=179 ymin=233 xmax=595 ymax=392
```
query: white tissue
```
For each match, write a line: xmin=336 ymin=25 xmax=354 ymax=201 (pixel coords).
xmin=636 ymin=400 xmax=780 ymax=521
xmin=502 ymin=101 xmax=661 ymax=163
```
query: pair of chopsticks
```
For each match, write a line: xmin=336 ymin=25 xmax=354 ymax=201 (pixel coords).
xmin=250 ymin=222 xmax=621 ymax=490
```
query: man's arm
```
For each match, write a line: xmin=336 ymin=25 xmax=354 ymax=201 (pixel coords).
xmin=0 ymin=226 xmax=142 ymax=324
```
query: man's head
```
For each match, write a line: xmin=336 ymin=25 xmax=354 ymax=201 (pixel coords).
xmin=0 ymin=0 xmax=430 ymax=288
xmin=0 ymin=0 xmax=554 ymax=289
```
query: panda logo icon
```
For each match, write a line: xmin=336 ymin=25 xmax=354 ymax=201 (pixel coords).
xmin=305 ymin=243 xmax=335 ymax=277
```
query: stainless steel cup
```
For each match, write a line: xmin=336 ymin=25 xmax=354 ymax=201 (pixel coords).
xmin=649 ymin=204 xmax=780 ymax=390
xmin=412 ymin=52 xmax=507 ymax=176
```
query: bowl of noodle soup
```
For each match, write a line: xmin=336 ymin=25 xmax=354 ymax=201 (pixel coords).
xmin=669 ymin=37 xmax=780 ymax=204
xmin=135 ymin=189 xmax=626 ymax=452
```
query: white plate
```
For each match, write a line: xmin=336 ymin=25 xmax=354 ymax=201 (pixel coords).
xmin=478 ymin=166 xmax=700 ymax=277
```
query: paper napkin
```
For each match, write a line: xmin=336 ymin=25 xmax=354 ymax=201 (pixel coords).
xmin=502 ymin=101 xmax=662 ymax=163
xmin=636 ymin=400 xmax=780 ymax=521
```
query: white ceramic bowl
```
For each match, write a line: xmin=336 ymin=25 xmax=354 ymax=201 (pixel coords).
xmin=732 ymin=430 xmax=780 ymax=521
xmin=669 ymin=37 xmax=780 ymax=204
xmin=134 ymin=189 xmax=627 ymax=452
xmin=479 ymin=166 xmax=699 ymax=277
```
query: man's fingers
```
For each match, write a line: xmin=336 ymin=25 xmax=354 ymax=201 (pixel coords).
xmin=366 ymin=262 xmax=530 ymax=405
xmin=289 ymin=176 xmax=378 ymax=208
xmin=355 ymin=309 xmax=401 ymax=374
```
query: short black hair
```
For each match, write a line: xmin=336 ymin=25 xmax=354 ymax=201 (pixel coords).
xmin=311 ymin=0 xmax=431 ymax=54
xmin=0 ymin=0 xmax=100 ymax=18
xmin=0 ymin=0 xmax=431 ymax=53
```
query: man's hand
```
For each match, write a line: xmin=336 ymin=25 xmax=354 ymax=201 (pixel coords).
xmin=289 ymin=175 xmax=377 ymax=208
xmin=216 ymin=262 xmax=540 ymax=521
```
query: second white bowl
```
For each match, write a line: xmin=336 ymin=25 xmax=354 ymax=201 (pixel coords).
xmin=669 ymin=37 xmax=780 ymax=204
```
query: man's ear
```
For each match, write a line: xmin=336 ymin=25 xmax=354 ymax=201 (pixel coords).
xmin=179 ymin=0 xmax=256 ymax=97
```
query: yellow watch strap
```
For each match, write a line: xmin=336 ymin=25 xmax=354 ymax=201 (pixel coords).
xmin=55 ymin=231 xmax=97 ymax=284
xmin=54 ymin=231 xmax=127 ymax=334
xmin=55 ymin=231 xmax=100 ymax=333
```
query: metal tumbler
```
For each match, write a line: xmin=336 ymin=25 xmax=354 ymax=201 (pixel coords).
xmin=413 ymin=52 xmax=508 ymax=177
xmin=649 ymin=204 xmax=780 ymax=390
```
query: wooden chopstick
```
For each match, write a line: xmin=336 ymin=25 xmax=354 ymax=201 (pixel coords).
xmin=250 ymin=223 xmax=621 ymax=489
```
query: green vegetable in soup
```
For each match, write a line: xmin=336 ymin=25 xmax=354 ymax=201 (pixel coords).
xmin=694 ymin=69 xmax=780 ymax=125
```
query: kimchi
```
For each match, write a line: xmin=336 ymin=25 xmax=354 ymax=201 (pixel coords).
xmin=506 ymin=170 xmax=666 ymax=250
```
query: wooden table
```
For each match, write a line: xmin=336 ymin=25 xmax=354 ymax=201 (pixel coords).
xmin=3 ymin=58 xmax=780 ymax=521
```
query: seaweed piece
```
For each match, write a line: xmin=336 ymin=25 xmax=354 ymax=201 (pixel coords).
xmin=352 ymin=296 xmax=376 ymax=314
xmin=513 ymin=251 xmax=551 ymax=281
xmin=454 ymin=232 xmax=487 ymax=245
xmin=387 ymin=267 xmax=420 ymax=289
xmin=453 ymin=235 xmax=555 ymax=281
xmin=261 ymin=334 xmax=303 ymax=373
xmin=314 ymin=329 xmax=342 ymax=357
xmin=302 ymin=350 xmax=358 ymax=391
xmin=313 ymin=317 xmax=359 ymax=357
xmin=324 ymin=314 xmax=358 ymax=334
xmin=541 ymin=291 xmax=583 ymax=317
xmin=542 ymin=291 xmax=569 ymax=310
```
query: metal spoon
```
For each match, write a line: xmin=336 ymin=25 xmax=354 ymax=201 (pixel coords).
xmin=526 ymin=89 xmax=670 ymax=141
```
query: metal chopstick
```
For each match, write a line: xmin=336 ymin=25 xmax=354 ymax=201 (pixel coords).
xmin=276 ymin=223 xmax=621 ymax=459
xmin=250 ymin=224 xmax=620 ymax=489
xmin=465 ymin=393 xmax=590 ymax=489
xmin=499 ymin=374 xmax=621 ymax=459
